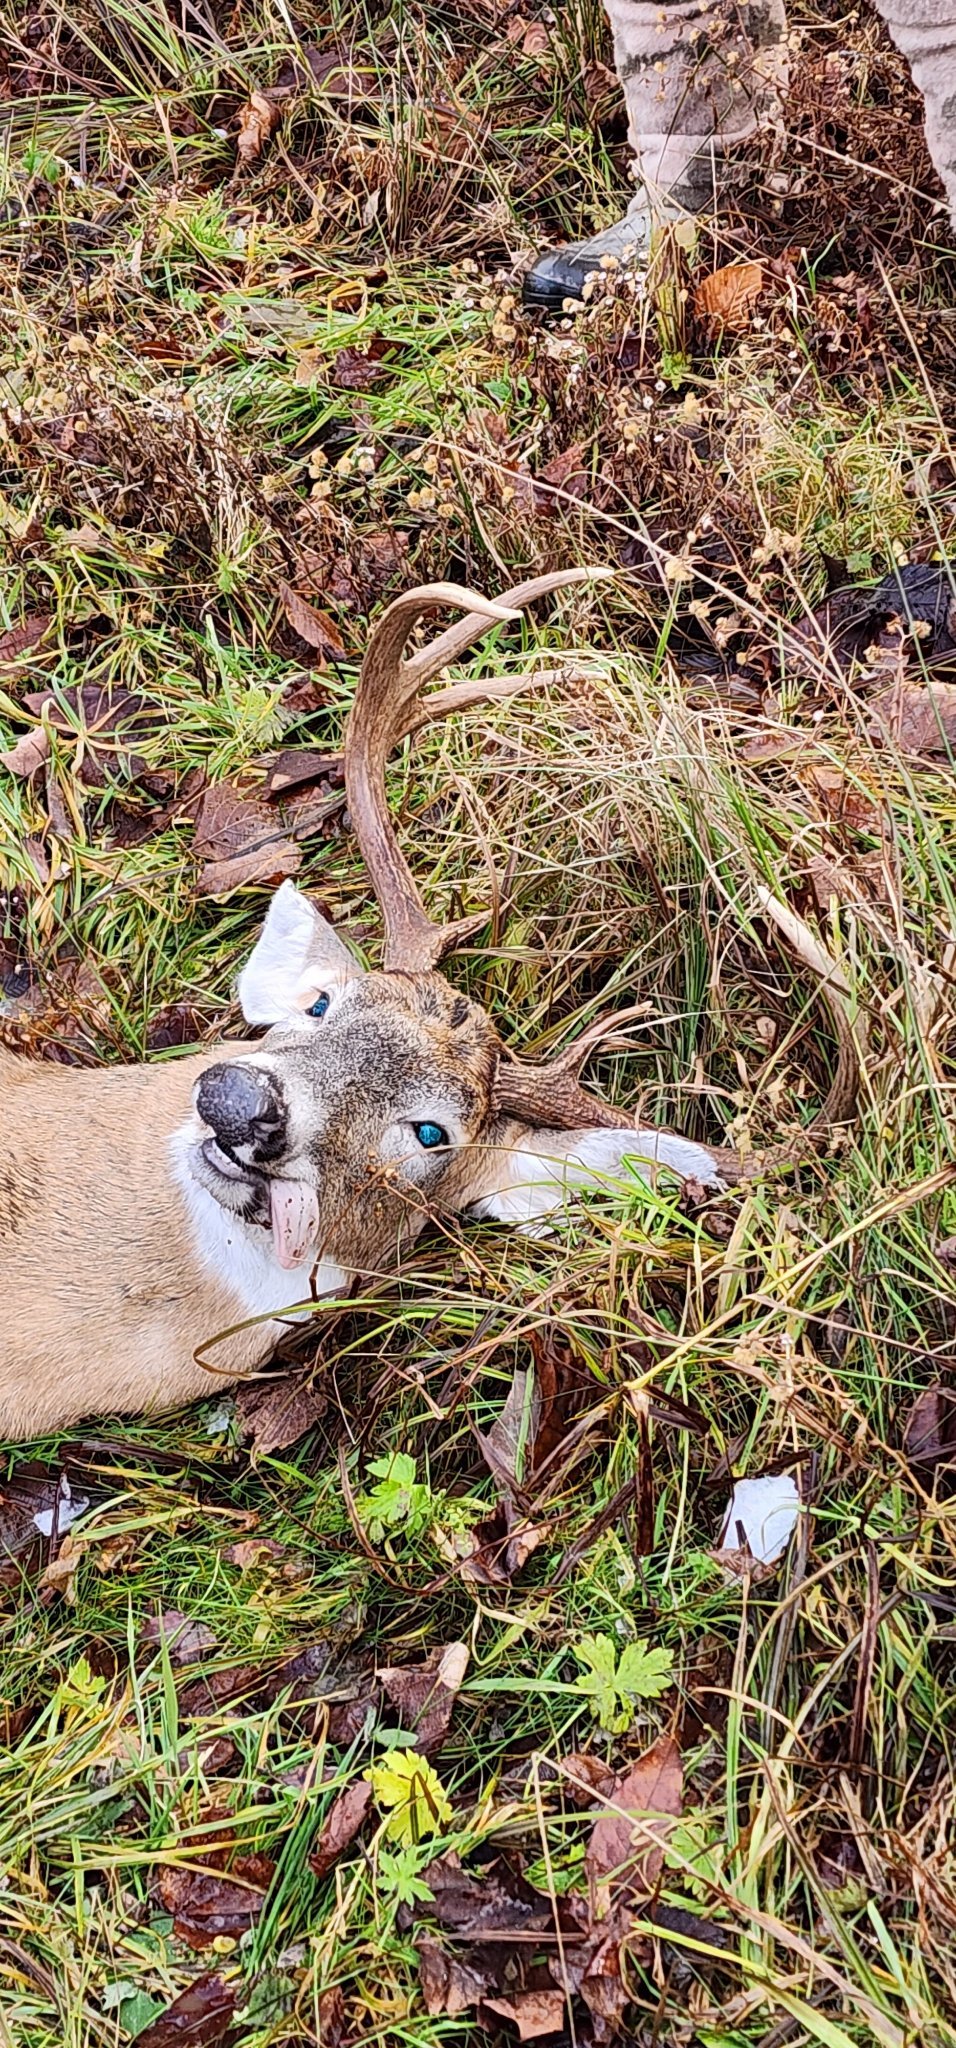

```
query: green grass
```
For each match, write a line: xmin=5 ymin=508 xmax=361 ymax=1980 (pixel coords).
xmin=2 ymin=0 xmax=956 ymax=2041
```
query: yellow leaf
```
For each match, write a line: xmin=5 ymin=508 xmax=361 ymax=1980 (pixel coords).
xmin=366 ymin=1749 xmax=452 ymax=1845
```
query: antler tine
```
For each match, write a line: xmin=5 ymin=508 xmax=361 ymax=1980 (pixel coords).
xmin=402 ymin=566 xmax=610 ymax=701
xmin=345 ymin=571 xmax=608 ymax=974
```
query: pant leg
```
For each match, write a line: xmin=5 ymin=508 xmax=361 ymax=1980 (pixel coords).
xmin=871 ymin=0 xmax=956 ymax=223
xmin=601 ymin=0 xmax=788 ymax=205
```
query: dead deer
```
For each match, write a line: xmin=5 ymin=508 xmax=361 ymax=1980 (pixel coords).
xmin=0 ymin=571 xmax=856 ymax=1440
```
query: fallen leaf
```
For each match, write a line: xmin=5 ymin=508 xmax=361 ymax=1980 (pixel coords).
xmin=376 ymin=1641 xmax=469 ymax=1754
xmin=23 ymin=683 xmax=159 ymax=789
xmin=519 ymin=21 xmax=551 ymax=55
xmin=558 ymin=1752 xmax=618 ymax=1805
xmin=482 ymin=1989 xmax=566 ymax=2040
xmin=0 ymin=1467 xmax=74 ymax=1591
xmin=263 ymin=749 xmax=343 ymax=797
xmin=141 ymin=1610 xmax=219 ymax=1667
xmin=585 ymin=1733 xmax=683 ymax=1899
xmin=39 ymin=1533 xmax=85 ymax=1603
xmin=419 ymin=1850 xmax=552 ymax=1937
xmin=534 ymin=438 xmax=590 ymax=510
xmin=367 ymin=1748 xmax=452 ymax=1844
xmin=693 ymin=261 xmax=766 ymax=334
xmin=192 ymin=783 xmax=301 ymax=897
xmin=716 ymin=1473 xmax=801 ymax=1567
xmin=308 ymin=1779 xmax=373 ymax=1877
xmin=145 ymin=1002 xmax=211 ymax=1051
xmin=316 ymin=1986 xmax=348 ymax=2046
xmin=870 ymin=678 xmax=956 ymax=757
xmin=157 ymin=1847 xmax=275 ymax=1950
xmin=280 ymin=671 xmax=330 ymax=717
xmin=223 ymin=1537 xmax=287 ymax=1569
xmin=0 ymin=727 xmax=51 ymax=777
xmin=903 ymin=1383 xmax=956 ymax=1480
xmin=135 ymin=1971 xmax=239 ymax=2046
xmin=331 ymin=339 xmax=394 ymax=389
xmin=236 ymin=88 xmax=283 ymax=166
xmin=417 ymin=1934 xmax=490 ymax=2017
xmin=799 ymin=762 xmax=880 ymax=830
xmin=0 ymin=724 xmax=50 ymax=778
xmin=278 ymin=582 xmax=347 ymax=660
xmin=0 ymin=614 xmax=51 ymax=668
xmin=235 ymin=1369 xmax=328 ymax=1455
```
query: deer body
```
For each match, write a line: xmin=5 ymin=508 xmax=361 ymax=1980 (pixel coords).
xmin=2 ymin=572 xmax=850 ymax=1442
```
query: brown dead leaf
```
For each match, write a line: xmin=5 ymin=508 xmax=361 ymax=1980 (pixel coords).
xmin=505 ymin=15 xmax=551 ymax=54
xmin=376 ymin=1641 xmax=468 ymax=1755
xmin=192 ymin=783 xmax=301 ymax=897
xmin=23 ymin=683 xmax=158 ymax=789
xmin=0 ymin=614 xmax=51 ymax=668
xmin=799 ymin=763 xmax=880 ymax=831
xmin=136 ymin=1972 xmax=239 ymax=2048
xmin=141 ymin=1609 xmax=219 ymax=1666
xmin=585 ymin=1734 xmax=682 ymax=1900
xmin=223 ymin=1537 xmax=287 ymax=1570
xmin=1 ymin=726 xmax=50 ymax=777
xmin=694 ymin=261 xmax=766 ymax=335
xmin=308 ymin=1779 xmax=373 ymax=1877
xmin=39 ymin=1533 xmax=85 ymax=1603
xmin=331 ymin=339 xmax=394 ymax=390
xmin=263 ymin=749 xmax=343 ymax=798
xmin=278 ymin=582 xmax=346 ymax=660
xmin=482 ymin=1990 xmax=566 ymax=2040
xmin=903 ymin=1383 xmax=956 ymax=1480
xmin=420 ymin=1850 xmax=552 ymax=1938
xmin=558 ymin=1752 xmax=617 ymax=1805
xmin=870 ymin=678 xmax=956 ymax=756
xmin=418 ymin=1935 xmax=490 ymax=2017
xmin=236 ymin=88 xmax=283 ymax=166
xmin=535 ymin=439 xmax=590 ymax=511
xmin=235 ymin=1369 xmax=328 ymax=1455
xmin=157 ymin=1847 xmax=275 ymax=1950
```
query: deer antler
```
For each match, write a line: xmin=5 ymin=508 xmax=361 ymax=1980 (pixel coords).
xmin=344 ymin=568 xmax=605 ymax=973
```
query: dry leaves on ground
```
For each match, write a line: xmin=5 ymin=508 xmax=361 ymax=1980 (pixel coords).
xmin=694 ymin=261 xmax=766 ymax=336
xmin=135 ymin=1971 xmax=238 ymax=2046
xmin=0 ymin=614 xmax=51 ymax=668
xmin=156 ymin=1843 xmax=275 ymax=1950
xmin=236 ymin=88 xmax=284 ymax=165
xmin=903 ymin=1383 xmax=956 ymax=1480
xmin=582 ymin=1733 xmax=683 ymax=1899
xmin=235 ymin=1369 xmax=329 ymax=1456
xmin=1 ymin=726 xmax=50 ymax=777
xmin=308 ymin=1779 xmax=373 ymax=1877
xmin=140 ymin=1610 xmax=219 ymax=1666
xmin=376 ymin=1640 xmax=469 ymax=1754
xmin=192 ymin=782 xmax=301 ymax=896
xmin=278 ymin=582 xmax=347 ymax=661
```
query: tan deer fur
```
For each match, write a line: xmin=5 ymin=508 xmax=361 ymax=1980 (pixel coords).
xmin=0 ymin=573 xmax=855 ymax=1442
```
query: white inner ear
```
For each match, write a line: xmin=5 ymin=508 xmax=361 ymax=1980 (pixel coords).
xmin=467 ymin=1124 xmax=725 ymax=1231
xmin=237 ymin=880 xmax=363 ymax=1026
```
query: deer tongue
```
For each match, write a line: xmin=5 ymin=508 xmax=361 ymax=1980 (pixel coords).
xmin=269 ymin=1179 xmax=320 ymax=1271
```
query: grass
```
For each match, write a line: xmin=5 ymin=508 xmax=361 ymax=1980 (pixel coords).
xmin=2 ymin=0 xmax=956 ymax=2041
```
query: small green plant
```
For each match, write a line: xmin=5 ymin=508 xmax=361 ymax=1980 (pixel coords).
xmin=573 ymin=1633 xmax=675 ymax=1734
xmin=366 ymin=1749 xmax=452 ymax=1845
xmin=358 ymin=1452 xmax=433 ymax=1545
xmin=376 ymin=1844 xmax=438 ymax=1907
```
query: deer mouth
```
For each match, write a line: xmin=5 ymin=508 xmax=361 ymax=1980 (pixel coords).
xmin=195 ymin=1140 xmax=320 ymax=1270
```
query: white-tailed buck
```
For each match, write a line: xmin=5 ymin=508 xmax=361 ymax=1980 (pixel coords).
xmin=0 ymin=571 xmax=856 ymax=1440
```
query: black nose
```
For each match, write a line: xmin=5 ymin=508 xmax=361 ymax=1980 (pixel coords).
xmin=195 ymin=1063 xmax=286 ymax=1162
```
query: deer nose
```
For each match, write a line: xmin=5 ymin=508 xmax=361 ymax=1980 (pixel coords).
xmin=195 ymin=1063 xmax=287 ymax=1163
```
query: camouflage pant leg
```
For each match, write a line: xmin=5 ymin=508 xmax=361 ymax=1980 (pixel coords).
xmin=873 ymin=0 xmax=956 ymax=220
xmin=601 ymin=0 xmax=788 ymax=202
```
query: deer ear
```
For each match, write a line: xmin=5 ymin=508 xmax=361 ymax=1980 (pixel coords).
xmin=237 ymin=881 xmax=363 ymax=1026
xmin=464 ymin=1123 xmax=724 ymax=1229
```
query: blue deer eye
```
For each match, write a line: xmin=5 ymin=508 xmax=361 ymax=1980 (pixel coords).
xmin=414 ymin=1121 xmax=447 ymax=1151
xmin=307 ymin=993 xmax=330 ymax=1019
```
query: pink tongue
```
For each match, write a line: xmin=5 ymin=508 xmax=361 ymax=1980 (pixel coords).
xmin=269 ymin=1180 xmax=320 ymax=1271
